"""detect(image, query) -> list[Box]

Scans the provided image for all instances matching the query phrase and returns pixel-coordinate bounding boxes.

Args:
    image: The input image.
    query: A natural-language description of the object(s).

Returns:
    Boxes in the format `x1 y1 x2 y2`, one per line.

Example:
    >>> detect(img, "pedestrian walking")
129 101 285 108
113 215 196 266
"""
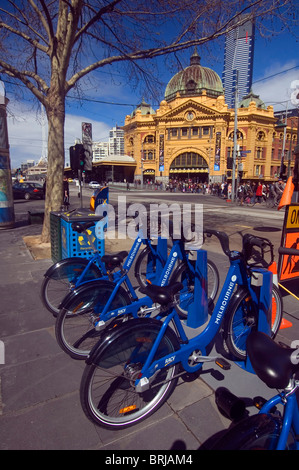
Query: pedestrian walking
63 175 70 210
254 181 263 204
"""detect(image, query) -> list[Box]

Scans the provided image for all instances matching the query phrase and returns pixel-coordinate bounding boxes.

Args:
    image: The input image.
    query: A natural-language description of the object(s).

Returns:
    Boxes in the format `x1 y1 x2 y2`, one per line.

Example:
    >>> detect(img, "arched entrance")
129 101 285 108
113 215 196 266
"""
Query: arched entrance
169 152 209 183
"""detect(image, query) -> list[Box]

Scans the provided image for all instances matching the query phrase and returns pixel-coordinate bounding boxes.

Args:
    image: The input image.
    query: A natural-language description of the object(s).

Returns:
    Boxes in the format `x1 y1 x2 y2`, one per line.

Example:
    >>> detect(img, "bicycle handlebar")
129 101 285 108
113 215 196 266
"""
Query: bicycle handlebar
203 229 231 257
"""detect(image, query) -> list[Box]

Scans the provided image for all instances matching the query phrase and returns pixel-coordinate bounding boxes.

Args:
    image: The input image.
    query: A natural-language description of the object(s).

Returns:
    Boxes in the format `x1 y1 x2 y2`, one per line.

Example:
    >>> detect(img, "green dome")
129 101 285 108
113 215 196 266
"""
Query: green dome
164 50 224 102
239 89 265 109
130 98 155 117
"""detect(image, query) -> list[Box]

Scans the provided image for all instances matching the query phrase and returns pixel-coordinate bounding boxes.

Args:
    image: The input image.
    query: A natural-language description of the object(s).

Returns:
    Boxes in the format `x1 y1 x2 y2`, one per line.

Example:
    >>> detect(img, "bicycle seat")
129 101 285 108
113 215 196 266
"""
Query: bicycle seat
71 221 95 233
101 251 128 268
247 331 299 389
139 282 183 306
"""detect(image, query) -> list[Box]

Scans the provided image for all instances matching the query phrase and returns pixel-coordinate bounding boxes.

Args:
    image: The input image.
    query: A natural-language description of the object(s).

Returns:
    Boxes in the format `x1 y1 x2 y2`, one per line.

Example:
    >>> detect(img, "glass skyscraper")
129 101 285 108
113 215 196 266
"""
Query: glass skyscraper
222 17 255 109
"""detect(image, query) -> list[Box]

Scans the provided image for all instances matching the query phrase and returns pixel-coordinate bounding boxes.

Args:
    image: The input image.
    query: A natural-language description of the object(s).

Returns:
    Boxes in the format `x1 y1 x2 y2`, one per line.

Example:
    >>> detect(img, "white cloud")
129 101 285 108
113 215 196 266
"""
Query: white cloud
6 99 110 169
253 61 299 111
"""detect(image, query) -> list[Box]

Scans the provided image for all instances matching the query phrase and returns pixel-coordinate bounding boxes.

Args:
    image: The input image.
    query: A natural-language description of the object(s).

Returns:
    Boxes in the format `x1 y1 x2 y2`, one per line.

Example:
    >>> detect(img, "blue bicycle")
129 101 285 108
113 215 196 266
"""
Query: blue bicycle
41 219 169 316
54 230 219 359
79 230 283 429
211 331 299 450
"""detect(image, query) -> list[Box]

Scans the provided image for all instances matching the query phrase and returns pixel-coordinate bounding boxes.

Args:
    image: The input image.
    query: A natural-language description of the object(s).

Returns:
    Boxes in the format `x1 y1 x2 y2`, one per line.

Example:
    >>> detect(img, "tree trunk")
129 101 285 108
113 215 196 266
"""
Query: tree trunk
41 92 66 243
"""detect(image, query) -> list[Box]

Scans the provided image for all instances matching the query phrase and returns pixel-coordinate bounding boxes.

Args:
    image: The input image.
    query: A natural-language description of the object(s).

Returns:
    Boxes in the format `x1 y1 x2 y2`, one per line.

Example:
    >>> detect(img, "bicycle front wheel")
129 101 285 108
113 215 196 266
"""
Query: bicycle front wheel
41 258 102 316
211 414 283 450
134 246 159 288
80 318 180 429
170 259 219 318
55 280 131 359
223 285 283 361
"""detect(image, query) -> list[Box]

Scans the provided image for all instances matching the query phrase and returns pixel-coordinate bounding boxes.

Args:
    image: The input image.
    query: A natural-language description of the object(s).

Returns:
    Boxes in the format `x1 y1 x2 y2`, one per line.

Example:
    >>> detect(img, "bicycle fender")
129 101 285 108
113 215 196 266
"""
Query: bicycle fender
43 257 93 278
86 318 163 366
58 279 117 310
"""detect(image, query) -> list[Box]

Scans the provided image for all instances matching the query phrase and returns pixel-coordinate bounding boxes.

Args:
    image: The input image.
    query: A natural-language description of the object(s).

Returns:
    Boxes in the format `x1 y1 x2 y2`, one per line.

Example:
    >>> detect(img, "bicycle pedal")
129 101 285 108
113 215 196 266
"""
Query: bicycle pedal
215 358 231 370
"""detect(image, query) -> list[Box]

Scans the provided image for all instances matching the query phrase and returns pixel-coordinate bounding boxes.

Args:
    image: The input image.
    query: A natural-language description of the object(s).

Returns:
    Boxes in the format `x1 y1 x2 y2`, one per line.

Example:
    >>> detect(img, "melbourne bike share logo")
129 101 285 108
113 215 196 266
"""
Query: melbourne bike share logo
93 195 204 249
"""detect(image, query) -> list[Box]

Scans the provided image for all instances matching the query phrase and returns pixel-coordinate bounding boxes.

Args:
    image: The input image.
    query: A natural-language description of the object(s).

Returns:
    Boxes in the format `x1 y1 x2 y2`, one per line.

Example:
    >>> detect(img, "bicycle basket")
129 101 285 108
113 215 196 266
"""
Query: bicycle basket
242 234 274 268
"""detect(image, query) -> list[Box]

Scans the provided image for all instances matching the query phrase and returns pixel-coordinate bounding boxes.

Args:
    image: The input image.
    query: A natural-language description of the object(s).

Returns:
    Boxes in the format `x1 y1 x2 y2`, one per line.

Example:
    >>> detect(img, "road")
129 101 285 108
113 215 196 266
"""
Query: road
13 182 286 256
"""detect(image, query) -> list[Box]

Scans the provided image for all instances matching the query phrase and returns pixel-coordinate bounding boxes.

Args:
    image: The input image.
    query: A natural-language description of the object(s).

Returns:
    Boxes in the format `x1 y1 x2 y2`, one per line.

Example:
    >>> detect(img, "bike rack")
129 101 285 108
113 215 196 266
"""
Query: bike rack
239 268 272 371
186 249 208 328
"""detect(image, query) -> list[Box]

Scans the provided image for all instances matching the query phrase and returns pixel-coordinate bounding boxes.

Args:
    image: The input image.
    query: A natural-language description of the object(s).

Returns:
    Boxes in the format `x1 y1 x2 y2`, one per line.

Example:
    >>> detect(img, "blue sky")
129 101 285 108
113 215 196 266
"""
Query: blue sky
4 27 299 169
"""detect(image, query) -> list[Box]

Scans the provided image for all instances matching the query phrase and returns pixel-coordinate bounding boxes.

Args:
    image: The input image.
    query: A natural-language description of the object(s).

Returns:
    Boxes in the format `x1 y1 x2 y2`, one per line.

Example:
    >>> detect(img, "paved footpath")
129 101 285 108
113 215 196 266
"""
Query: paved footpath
0 209 298 453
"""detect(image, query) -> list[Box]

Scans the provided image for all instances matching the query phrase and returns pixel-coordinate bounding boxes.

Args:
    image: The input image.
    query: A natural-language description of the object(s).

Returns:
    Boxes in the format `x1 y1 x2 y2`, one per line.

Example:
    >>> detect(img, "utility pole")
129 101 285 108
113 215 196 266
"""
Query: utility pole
231 72 239 202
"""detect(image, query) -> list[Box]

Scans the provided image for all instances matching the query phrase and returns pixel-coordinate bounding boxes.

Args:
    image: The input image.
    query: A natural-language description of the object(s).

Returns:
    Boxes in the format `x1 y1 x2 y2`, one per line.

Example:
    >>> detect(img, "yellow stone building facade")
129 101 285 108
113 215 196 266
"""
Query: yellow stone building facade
123 51 297 185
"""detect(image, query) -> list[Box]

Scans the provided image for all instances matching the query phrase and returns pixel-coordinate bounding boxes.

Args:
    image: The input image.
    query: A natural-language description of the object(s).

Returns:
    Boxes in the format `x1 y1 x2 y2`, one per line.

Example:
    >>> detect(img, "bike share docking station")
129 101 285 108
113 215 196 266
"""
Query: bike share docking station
175 248 273 373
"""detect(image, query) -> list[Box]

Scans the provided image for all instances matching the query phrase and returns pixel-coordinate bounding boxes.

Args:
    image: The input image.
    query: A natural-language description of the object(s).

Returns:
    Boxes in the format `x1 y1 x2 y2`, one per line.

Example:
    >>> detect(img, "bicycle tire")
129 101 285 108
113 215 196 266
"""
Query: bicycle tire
223 285 283 361
134 243 172 288
80 318 180 429
41 258 102 316
134 246 159 288
169 259 220 318
211 413 286 450
55 280 131 359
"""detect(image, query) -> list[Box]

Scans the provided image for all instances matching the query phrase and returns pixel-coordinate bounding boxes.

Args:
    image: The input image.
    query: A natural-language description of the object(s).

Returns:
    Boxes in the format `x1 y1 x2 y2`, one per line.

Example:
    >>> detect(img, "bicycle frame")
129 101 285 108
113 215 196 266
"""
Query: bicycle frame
59 232 167 289
259 384 299 450
133 251 273 391
93 237 195 327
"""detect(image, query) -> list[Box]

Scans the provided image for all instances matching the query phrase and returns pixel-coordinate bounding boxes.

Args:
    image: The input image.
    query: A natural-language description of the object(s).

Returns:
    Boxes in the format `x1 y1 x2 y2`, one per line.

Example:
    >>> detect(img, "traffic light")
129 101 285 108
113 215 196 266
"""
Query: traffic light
69 144 84 171
227 157 233 169
78 145 85 169
279 164 286 179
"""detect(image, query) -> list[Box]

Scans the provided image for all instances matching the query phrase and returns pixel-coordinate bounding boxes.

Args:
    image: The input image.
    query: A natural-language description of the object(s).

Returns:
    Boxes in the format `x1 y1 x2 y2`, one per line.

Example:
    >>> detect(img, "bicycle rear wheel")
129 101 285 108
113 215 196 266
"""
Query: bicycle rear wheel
80 318 180 429
55 280 131 359
41 258 102 316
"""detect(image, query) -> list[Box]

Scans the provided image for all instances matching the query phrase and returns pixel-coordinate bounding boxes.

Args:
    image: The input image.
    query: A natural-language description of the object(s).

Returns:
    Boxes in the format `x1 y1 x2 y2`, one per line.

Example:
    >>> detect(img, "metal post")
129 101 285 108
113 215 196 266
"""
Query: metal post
231 72 239 202
292 110 299 203
78 169 83 208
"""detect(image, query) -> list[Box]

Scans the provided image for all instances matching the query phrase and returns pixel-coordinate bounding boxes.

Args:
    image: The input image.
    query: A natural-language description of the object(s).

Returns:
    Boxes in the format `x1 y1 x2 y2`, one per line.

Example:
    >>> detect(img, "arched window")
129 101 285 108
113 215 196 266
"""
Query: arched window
144 134 155 144
228 130 243 140
170 152 208 169
257 131 265 141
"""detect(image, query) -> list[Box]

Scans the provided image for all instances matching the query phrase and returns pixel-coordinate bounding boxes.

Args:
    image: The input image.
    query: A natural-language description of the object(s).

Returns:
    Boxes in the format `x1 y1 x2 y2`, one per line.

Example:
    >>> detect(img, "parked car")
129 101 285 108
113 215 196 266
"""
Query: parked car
12 181 44 200
89 181 100 189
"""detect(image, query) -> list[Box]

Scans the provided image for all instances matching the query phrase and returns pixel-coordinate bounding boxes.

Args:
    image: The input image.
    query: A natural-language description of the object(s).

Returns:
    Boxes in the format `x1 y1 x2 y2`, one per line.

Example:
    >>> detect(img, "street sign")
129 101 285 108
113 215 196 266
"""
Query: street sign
240 150 251 157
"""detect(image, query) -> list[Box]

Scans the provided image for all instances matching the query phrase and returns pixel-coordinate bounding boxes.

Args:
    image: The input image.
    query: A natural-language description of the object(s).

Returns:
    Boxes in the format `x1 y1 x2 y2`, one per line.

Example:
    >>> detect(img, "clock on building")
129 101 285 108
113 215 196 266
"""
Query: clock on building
186 111 194 121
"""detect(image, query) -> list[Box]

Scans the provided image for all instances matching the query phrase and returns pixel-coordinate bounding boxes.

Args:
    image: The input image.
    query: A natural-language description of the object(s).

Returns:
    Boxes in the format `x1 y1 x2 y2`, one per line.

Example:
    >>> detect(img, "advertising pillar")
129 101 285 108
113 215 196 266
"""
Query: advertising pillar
0 82 15 229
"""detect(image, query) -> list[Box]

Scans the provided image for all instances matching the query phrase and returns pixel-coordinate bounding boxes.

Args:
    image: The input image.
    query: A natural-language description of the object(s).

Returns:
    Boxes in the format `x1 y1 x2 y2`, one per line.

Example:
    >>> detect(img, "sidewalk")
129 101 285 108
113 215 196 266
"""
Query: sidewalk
0 212 297 451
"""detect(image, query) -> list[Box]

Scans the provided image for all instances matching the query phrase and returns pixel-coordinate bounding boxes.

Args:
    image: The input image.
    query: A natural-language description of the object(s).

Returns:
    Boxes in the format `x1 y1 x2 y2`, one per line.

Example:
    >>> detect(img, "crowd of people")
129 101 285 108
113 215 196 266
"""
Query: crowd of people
138 177 286 206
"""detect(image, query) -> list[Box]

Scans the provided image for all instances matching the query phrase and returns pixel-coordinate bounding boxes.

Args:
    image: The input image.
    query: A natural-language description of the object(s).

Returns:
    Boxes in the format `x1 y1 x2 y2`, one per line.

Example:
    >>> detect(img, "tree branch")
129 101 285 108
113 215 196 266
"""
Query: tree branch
0 58 49 103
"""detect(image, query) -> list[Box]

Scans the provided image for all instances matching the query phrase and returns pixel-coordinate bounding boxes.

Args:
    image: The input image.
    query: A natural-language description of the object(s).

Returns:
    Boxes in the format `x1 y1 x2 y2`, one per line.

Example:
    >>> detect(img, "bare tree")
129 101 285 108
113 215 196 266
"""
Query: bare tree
0 0 297 241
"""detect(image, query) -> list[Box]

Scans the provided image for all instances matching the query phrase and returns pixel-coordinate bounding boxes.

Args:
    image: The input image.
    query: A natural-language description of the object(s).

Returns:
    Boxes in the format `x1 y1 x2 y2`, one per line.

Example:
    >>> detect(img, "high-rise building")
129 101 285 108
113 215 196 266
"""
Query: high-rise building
222 16 255 108
109 126 125 155
92 141 109 161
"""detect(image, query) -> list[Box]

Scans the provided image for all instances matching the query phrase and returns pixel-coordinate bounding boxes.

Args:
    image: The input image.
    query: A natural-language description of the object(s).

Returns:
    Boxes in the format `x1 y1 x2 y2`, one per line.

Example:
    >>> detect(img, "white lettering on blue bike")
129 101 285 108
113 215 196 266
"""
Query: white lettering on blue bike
215 279 235 325
165 356 175 366
160 252 178 286
125 238 142 268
